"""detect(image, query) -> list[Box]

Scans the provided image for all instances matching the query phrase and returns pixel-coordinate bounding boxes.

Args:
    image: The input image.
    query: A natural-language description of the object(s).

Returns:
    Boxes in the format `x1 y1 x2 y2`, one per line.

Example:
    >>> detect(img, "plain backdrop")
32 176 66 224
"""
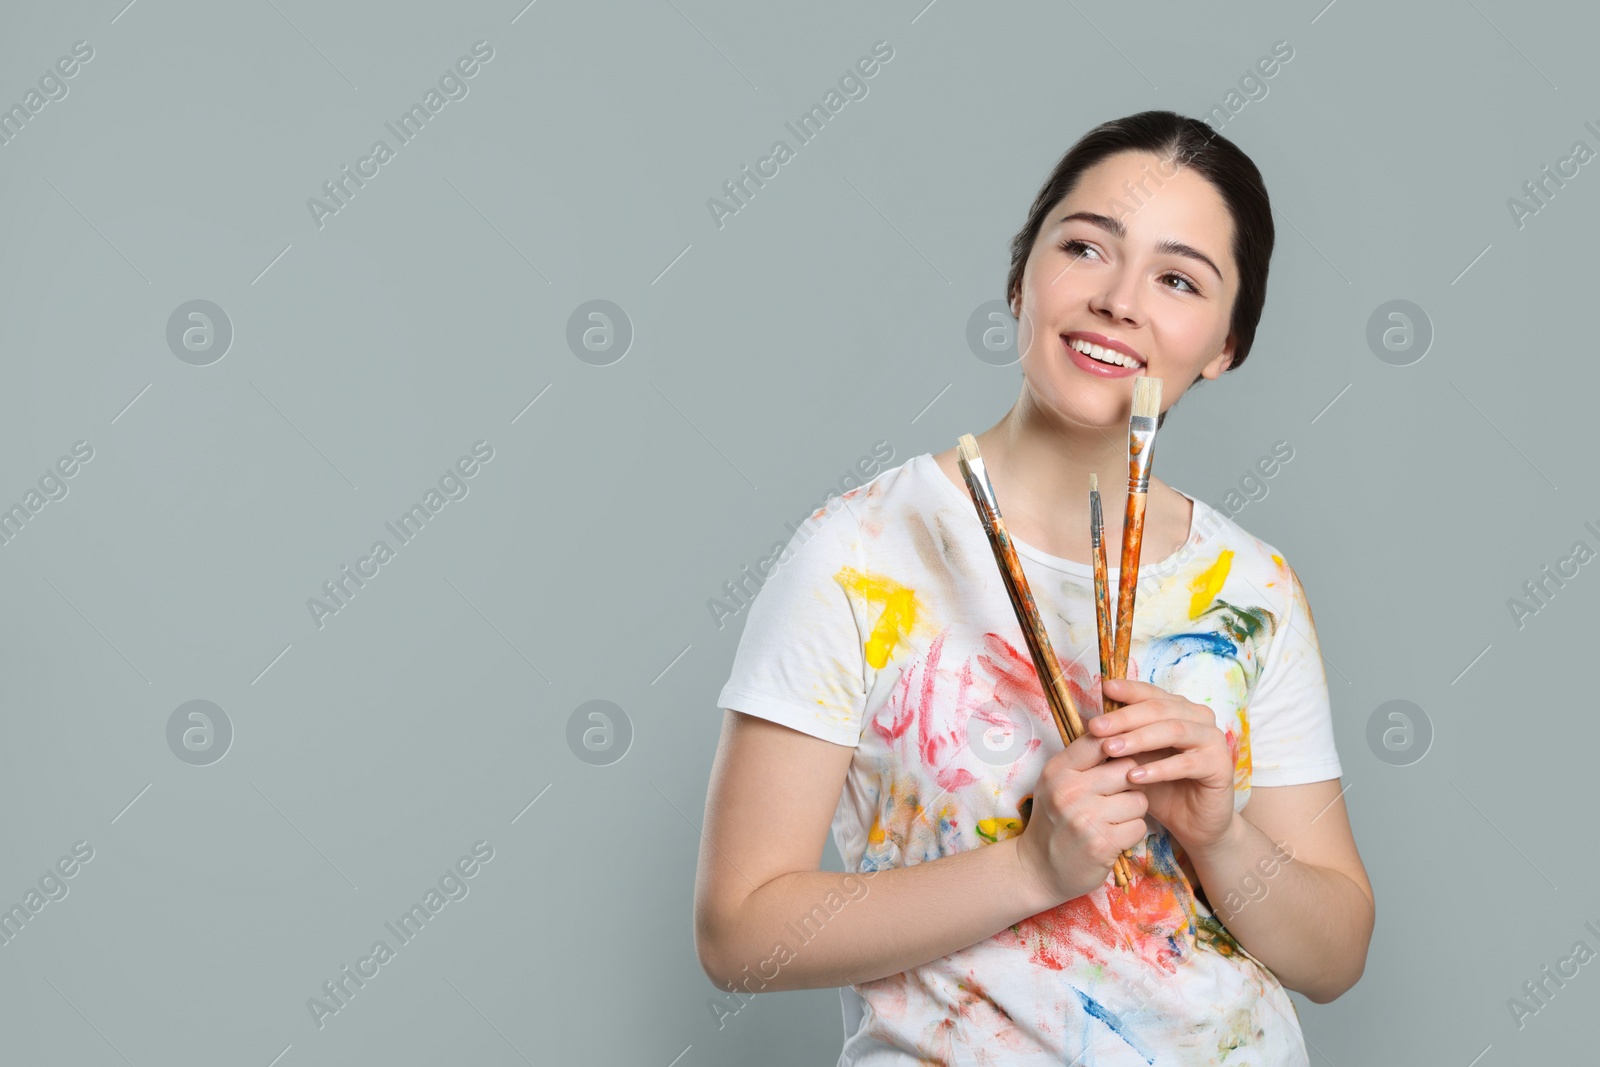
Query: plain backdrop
0 1 1595 1064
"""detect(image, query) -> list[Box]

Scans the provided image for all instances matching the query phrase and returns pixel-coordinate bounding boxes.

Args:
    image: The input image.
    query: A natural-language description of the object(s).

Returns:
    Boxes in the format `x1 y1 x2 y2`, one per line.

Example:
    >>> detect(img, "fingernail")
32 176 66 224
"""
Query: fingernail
1104 738 1124 754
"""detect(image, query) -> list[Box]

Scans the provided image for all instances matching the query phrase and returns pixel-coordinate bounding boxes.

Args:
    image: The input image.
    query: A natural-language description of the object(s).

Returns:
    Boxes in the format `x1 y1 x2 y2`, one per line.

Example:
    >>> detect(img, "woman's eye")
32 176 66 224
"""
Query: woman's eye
1059 240 1202 295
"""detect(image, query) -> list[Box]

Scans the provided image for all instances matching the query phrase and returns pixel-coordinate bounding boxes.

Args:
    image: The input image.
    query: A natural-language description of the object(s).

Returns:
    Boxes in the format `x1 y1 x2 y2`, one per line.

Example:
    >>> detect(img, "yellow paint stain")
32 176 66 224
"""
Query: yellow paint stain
976 817 1024 843
867 815 886 846
1234 711 1253 789
1188 549 1235 618
835 566 918 669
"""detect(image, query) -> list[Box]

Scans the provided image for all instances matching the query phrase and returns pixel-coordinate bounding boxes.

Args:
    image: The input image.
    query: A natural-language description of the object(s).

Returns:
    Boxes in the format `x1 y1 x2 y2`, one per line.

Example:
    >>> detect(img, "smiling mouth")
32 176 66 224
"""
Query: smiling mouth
1063 336 1145 370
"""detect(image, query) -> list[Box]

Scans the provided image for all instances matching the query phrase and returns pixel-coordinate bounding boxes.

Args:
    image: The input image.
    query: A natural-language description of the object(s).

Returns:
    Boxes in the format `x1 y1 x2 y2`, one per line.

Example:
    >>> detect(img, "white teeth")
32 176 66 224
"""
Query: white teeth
1067 337 1141 369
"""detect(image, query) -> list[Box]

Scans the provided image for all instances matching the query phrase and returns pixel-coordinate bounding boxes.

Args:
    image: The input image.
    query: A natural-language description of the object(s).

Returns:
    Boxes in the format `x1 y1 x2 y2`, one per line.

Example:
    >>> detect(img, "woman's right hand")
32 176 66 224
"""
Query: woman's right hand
1014 730 1151 906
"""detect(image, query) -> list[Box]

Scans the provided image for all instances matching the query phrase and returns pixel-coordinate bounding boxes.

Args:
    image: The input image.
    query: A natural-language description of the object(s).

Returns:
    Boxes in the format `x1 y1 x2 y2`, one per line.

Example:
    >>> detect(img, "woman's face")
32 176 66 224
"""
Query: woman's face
1012 149 1240 429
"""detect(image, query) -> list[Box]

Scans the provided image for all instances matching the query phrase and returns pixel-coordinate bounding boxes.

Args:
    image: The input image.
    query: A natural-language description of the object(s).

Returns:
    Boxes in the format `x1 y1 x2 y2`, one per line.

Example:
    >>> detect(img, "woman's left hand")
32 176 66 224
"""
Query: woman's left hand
1089 677 1238 853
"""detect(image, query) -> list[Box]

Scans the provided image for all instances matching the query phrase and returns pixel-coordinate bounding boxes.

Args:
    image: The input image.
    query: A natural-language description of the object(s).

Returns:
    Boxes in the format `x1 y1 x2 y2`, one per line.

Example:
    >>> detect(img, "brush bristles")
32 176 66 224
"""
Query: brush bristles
1088 472 1097 492
1132 377 1162 418
957 434 980 464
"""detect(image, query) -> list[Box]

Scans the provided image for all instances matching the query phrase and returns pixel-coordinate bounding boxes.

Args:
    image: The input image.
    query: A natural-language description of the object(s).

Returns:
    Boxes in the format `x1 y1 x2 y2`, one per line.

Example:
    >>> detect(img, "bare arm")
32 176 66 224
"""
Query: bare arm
1185 779 1375 1003
692 708 1148 994
692 710 1050 993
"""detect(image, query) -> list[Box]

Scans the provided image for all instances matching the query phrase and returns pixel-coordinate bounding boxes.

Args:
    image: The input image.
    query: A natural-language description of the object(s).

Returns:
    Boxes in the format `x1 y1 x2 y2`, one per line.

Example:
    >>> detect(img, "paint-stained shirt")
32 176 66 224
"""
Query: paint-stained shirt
715 451 1344 1066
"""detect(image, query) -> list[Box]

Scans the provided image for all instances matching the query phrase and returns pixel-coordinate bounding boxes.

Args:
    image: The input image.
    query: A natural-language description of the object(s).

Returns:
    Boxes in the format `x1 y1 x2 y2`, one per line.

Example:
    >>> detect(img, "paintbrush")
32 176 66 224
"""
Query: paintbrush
1089 473 1137 890
956 434 1133 892
1104 376 1163 713
1090 474 1113 690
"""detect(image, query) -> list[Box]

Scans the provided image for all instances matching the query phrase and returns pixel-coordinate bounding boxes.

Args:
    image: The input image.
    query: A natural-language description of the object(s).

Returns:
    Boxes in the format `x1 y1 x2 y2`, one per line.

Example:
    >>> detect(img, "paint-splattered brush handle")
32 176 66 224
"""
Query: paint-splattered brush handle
1107 378 1162 715
1105 485 1148 716
1090 485 1114 701
1091 482 1136 890
956 438 1085 745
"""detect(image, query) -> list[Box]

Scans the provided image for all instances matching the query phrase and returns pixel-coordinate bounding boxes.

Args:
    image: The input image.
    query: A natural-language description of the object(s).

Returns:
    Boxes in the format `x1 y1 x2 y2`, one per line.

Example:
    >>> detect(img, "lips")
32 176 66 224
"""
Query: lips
1064 331 1145 366
1061 334 1145 378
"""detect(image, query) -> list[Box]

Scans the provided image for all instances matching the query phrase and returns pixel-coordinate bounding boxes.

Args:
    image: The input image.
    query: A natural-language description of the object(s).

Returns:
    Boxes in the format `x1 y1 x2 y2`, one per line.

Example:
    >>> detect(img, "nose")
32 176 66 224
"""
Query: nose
1089 265 1144 326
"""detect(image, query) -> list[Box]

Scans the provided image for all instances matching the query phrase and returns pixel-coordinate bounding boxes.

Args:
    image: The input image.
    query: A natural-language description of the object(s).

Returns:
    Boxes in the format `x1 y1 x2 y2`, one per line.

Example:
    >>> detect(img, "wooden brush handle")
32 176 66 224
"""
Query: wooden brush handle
1092 533 1114 699
992 521 1134 891
1110 486 1149 693
977 510 1086 744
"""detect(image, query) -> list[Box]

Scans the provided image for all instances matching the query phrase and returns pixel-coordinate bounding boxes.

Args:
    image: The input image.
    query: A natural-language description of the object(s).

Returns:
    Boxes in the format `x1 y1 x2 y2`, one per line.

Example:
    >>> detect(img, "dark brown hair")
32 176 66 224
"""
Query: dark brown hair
1006 110 1275 377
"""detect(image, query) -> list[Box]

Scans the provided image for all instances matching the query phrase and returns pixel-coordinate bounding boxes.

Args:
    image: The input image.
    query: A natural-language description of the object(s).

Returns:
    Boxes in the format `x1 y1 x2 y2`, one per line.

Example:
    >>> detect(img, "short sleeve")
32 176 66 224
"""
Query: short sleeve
715 498 870 747
1244 563 1344 787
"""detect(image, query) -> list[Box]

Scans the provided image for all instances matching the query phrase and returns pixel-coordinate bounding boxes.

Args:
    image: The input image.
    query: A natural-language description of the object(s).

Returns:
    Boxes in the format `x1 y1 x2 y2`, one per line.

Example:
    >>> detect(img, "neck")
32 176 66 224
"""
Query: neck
975 390 1149 533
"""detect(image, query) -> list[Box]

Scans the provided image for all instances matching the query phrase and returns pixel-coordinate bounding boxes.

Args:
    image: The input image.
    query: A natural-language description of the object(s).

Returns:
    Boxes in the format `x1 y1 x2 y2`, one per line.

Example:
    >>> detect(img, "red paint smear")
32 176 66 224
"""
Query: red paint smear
870 654 921 744
977 630 1111 740
936 766 977 790
918 969 1034 1061
1005 894 1118 970
975 633 1055 742
867 628 984 791
915 631 954 769
927 639 991 791
1063 655 1096 725
999 859 1189 975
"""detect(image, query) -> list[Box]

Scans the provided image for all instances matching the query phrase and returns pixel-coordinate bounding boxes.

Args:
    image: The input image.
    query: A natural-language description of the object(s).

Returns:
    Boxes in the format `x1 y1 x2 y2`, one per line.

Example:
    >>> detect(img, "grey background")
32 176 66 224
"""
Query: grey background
0 0 1593 1063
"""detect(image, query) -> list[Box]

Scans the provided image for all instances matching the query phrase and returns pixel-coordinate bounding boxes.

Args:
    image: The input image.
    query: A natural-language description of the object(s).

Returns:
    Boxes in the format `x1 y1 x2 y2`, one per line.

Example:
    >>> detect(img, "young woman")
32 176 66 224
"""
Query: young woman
694 110 1374 1065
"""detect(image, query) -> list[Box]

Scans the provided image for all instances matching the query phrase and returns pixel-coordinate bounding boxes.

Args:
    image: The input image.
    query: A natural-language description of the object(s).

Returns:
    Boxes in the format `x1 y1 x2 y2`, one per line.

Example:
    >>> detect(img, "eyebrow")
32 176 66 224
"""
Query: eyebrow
1056 211 1224 283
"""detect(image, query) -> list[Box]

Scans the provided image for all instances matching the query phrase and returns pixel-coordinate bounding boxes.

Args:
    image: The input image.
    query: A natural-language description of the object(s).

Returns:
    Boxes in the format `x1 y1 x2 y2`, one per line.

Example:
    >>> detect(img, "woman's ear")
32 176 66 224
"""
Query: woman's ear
1201 336 1237 378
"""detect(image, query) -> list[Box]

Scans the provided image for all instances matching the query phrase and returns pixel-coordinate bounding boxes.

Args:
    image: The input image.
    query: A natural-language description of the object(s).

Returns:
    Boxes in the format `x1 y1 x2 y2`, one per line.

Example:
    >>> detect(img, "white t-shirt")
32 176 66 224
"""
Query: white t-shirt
716 452 1343 1066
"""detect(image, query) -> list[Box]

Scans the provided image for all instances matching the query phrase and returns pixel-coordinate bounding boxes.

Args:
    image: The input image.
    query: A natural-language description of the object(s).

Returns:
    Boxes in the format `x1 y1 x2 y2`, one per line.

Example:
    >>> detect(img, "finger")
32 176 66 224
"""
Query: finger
1089 699 1203 743
1087 700 1167 737
1099 720 1205 759
1125 750 1227 786
1100 676 1169 703
1107 814 1153 851
1085 756 1147 794
1056 730 1125 773
1101 787 1150 822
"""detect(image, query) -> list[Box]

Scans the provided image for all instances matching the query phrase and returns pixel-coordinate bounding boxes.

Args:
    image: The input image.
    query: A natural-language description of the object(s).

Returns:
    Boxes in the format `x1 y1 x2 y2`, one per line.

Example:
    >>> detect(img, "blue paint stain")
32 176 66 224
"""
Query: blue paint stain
1144 631 1238 678
1144 828 1179 878
1071 987 1157 1064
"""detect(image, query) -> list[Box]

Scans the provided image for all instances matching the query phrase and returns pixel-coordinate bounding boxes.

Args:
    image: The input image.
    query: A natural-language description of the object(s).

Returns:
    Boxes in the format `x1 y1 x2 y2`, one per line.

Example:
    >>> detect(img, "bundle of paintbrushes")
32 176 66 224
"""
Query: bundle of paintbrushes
956 434 1135 892
1095 377 1163 717
1091 375 1165 878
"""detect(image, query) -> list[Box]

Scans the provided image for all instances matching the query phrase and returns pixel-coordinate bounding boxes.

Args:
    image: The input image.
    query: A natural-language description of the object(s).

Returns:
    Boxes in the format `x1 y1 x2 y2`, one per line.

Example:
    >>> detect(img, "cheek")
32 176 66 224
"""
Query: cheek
1015 304 1037 356
1157 316 1229 379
